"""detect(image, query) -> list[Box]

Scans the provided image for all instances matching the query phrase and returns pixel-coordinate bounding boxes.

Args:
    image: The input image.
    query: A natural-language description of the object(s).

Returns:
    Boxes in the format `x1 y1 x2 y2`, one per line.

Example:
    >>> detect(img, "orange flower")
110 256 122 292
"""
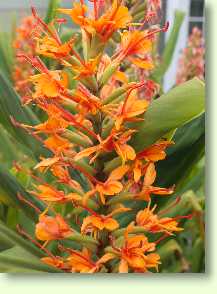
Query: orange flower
90 0 132 42
70 85 102 115
58 1 132 42
83 165 129 204
34 157 82 191
69 56 100 80
101 224 160 273
33 116 69 134
75 130 136 164
113 130 136 164
96 165 129 204
119 239 160 272
44 134 72 154
41 256 66 270
30 71 68 98
31 184 81 203
36 36 74 59
137 140 174 162
132 159 143 183
129 140 173 183
136 203 183 235
81 206 130 237
115 30 153 69
135 162 174 201
67 248 99 273
58 3 89 27
35 214 72 242
114 91 149 130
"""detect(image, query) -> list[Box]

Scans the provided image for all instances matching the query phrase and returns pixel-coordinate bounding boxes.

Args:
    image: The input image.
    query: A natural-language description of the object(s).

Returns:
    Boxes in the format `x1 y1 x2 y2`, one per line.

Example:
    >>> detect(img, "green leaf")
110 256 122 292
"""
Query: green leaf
152 10 185 83
0 221 44 258
131 78 205 152
156 132 204 190
0 166 45 222
0 246 62 273
157 239 182 261
191 238 205 272
0 32 14 80
0 71 47 158
44 0 61 24
0 125 19 165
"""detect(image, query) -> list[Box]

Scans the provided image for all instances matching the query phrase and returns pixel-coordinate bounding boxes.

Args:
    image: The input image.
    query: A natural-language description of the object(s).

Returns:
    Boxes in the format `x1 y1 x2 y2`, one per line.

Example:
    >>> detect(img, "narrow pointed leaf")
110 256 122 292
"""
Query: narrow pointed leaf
0 71 47 158
152 10 185 83
0 166 45 221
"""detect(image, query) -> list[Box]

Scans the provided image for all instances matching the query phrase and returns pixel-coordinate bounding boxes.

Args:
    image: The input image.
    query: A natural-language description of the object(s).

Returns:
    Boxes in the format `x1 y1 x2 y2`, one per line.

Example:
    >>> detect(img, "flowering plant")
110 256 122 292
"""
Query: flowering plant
0 0 205 273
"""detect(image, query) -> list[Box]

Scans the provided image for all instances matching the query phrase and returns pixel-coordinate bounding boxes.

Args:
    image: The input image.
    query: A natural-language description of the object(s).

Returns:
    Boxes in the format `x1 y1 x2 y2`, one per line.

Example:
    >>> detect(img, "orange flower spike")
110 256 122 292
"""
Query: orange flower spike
136 162 174 201
35 214 73 242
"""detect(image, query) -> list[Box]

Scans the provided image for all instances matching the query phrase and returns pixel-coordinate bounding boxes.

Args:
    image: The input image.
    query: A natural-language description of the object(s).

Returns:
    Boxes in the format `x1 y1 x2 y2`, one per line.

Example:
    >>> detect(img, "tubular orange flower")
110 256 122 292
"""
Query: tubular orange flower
67 248 98 273
81 205 130 237
83 165 129 204
36 36 74 59
75 130 136 164
136 203 183 235
43 135 72 155
114 30 153 68
35 214 73 242
41 256 67 270
135 162 174 201
102 223 160 273
137 140 174 162
30 71 68 98
30 184 81 203
114 91 149 130
58 0 132 42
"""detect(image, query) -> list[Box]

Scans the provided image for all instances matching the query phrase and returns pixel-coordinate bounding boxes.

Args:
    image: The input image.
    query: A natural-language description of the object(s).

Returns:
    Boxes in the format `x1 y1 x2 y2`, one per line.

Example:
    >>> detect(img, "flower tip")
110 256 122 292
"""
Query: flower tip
163 21 170 32
31 5 37 17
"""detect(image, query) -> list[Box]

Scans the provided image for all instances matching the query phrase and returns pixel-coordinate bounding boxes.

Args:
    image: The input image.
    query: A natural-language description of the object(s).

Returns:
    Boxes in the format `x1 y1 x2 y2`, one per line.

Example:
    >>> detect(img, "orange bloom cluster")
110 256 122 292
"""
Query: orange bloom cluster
13 16 37 96
15 1 184 273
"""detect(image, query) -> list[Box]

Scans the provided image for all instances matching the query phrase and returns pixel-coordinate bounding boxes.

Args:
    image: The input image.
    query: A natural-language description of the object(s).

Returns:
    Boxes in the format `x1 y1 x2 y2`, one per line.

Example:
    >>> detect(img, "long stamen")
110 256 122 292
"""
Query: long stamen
17 192 42 214
158 196 181 216
17 225 55 258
